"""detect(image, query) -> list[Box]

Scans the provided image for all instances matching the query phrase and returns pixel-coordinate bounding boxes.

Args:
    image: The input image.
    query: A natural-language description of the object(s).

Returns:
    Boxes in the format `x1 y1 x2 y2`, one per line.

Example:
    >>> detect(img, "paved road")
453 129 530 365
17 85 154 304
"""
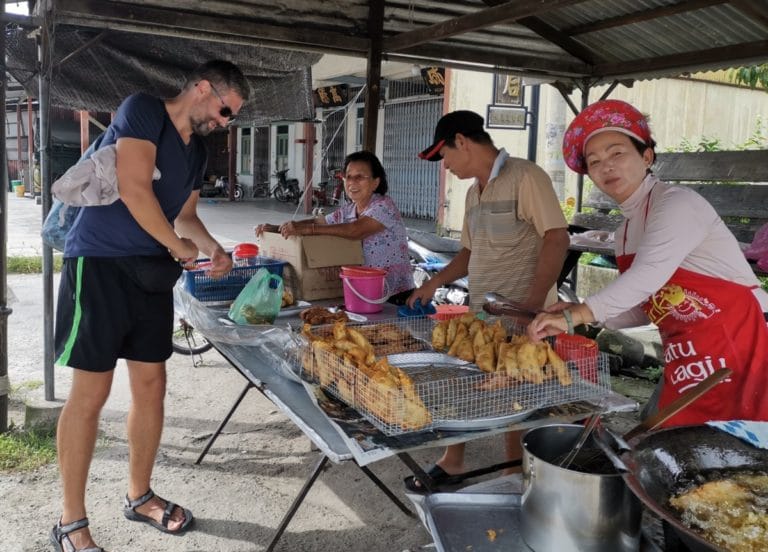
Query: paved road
3 192 437 387
6 193 436 256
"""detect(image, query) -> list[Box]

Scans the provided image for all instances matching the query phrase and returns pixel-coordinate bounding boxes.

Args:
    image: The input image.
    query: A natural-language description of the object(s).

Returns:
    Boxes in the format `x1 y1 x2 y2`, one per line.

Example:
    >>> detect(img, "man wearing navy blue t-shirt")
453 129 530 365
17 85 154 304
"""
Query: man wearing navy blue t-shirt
50 60 249 552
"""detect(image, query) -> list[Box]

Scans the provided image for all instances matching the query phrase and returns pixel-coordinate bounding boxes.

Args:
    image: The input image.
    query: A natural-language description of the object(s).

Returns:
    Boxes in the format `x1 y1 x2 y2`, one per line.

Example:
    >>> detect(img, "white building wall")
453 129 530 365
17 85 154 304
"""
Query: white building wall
441 70 768 235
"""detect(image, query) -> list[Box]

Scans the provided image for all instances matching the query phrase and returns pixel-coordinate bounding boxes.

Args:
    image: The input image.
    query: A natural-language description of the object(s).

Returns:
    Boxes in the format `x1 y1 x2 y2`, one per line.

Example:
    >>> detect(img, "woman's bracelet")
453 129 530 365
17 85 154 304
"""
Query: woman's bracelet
562 309 575 335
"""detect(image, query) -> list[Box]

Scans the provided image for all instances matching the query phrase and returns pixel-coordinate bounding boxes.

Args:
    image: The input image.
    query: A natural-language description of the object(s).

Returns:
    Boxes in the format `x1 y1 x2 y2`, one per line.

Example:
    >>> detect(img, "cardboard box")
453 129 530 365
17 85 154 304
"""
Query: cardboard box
259 232 364 300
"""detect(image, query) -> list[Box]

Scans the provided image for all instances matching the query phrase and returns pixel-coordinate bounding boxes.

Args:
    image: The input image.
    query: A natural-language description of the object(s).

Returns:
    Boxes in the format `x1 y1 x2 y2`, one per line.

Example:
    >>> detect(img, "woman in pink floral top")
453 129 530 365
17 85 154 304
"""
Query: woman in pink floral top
256 151 414 303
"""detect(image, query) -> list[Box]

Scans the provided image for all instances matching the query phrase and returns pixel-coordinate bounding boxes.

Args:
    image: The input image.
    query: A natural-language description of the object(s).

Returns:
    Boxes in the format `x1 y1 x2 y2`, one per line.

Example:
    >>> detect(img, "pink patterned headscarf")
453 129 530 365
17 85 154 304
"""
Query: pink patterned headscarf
563 100 652 174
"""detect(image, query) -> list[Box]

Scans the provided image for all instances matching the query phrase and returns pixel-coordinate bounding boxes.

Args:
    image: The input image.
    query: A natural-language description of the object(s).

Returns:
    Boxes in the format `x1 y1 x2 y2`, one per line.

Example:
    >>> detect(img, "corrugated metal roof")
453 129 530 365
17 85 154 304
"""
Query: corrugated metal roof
6 0 768 115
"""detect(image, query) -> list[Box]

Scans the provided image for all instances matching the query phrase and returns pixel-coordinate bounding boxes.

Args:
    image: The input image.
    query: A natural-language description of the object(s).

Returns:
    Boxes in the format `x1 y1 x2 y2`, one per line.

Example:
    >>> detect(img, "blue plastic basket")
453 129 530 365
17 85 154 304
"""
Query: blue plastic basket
181 256 287 303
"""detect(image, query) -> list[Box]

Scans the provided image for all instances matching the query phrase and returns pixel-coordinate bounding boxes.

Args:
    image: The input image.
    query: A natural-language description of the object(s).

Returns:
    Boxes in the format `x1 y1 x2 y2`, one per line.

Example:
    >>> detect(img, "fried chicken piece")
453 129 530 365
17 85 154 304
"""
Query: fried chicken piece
504 348 522 380
546 342 572 386
496 342 510 372
347 327 373 354
491 320 507 344
459 312 477 325
468 319 485 338
475 342 496 373
447 318 460 347
472 327 487 356
518 342 545 384
332 319 348 341
431 321 448 350
299 306 348 325
447 324 468 356
456 336 475 363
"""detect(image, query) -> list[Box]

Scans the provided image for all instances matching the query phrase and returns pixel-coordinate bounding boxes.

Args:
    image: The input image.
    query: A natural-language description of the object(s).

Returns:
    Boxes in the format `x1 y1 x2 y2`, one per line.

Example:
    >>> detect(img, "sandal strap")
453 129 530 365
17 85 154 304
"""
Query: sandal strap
124 488 155 510
58 517 90 535
161 501 177 528
53 518 104 552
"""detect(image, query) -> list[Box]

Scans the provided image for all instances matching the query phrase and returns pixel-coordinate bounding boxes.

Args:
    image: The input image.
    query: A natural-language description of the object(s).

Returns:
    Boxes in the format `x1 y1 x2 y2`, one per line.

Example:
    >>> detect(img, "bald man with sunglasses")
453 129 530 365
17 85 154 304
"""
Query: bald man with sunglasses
50 60 250 552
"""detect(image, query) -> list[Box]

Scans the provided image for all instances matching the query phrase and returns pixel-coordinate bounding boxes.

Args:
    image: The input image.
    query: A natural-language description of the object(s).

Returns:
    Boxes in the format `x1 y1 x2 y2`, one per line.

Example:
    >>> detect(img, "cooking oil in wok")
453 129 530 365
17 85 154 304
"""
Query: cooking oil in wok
670 471 768 552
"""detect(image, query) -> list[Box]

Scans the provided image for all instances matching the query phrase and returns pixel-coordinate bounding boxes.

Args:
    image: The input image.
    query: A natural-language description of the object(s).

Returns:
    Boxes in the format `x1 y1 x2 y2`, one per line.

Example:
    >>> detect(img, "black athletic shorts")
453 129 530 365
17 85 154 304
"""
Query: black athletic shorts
54 256 181 372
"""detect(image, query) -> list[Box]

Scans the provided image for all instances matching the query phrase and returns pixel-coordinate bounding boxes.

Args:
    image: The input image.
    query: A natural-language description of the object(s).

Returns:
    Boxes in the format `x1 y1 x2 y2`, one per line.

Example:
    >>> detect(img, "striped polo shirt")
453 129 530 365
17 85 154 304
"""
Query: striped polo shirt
461 149 567 311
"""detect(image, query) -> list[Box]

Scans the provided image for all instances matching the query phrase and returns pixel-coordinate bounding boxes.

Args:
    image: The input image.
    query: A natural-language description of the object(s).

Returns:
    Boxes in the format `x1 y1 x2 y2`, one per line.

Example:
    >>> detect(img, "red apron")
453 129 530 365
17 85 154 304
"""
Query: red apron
617 192 768 426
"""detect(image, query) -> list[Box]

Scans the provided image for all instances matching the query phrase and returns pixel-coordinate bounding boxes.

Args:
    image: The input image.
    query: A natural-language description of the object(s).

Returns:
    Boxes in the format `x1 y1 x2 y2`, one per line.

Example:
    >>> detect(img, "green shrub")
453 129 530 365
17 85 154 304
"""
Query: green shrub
6 255 63 274
0 425 57 472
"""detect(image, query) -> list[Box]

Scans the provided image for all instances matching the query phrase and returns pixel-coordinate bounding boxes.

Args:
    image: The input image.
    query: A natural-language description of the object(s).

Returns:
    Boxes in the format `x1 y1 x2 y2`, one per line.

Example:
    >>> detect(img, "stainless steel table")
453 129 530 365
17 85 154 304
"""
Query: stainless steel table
174 288 637 551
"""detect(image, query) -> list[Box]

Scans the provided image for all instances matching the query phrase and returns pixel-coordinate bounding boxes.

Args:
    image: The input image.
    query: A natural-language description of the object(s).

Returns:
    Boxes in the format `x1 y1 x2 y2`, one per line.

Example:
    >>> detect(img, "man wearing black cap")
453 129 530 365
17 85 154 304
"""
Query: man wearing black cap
405 110 569 491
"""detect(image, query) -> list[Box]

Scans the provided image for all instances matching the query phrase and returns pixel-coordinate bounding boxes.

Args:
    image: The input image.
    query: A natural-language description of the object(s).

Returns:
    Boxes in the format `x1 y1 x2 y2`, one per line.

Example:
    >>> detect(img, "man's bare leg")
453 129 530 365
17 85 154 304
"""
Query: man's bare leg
57 369 115 549
125 360 185 531
504 431 523 474
435 443 467 474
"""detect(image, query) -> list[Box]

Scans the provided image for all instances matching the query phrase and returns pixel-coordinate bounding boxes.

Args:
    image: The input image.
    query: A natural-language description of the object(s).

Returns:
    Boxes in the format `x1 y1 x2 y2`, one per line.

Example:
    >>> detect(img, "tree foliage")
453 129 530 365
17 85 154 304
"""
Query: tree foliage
729 64 768 90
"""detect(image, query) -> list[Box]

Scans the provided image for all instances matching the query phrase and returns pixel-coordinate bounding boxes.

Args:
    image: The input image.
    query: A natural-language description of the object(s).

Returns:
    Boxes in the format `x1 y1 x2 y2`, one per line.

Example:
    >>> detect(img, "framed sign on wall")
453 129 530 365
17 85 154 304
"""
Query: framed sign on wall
486 105 528 130
493 74 524 107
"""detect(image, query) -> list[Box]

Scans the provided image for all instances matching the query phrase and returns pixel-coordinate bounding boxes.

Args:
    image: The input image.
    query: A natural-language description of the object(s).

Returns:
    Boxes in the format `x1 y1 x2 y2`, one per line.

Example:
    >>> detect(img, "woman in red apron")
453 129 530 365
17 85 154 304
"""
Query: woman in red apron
529 99 768 426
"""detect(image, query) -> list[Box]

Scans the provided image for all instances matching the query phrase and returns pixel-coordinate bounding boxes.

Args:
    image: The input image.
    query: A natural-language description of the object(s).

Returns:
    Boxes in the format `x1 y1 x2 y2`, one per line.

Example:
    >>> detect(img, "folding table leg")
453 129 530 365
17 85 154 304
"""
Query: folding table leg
195 381 253 465
357 464 415 518
266 453 329 552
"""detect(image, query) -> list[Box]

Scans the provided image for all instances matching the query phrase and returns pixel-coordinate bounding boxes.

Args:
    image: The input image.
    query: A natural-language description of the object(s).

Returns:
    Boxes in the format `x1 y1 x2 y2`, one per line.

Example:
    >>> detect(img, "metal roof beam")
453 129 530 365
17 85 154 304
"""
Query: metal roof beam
593 39 768 80
383 0 588 52
57 0 369 54
392 42 590 77
476 0 602 64
564 0 727 36
518 17 603 65
731 0 768 28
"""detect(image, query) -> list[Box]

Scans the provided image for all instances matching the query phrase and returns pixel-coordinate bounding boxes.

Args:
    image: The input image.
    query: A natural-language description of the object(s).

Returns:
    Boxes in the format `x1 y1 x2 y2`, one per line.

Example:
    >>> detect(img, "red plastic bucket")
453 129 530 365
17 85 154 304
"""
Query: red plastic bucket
340 267 388 314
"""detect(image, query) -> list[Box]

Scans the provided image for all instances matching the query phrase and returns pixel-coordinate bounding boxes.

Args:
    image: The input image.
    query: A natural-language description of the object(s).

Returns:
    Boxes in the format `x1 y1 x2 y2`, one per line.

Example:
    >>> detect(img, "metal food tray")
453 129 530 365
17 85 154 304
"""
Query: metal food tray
423 492 528 552
276 300 311 317
422 491 662 552
298 316 613 436
387 352 537 431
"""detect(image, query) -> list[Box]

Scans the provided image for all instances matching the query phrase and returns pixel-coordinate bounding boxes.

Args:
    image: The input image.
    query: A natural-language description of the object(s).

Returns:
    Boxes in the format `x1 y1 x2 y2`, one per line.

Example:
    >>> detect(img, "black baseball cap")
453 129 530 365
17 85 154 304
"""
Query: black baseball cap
419 110 485 161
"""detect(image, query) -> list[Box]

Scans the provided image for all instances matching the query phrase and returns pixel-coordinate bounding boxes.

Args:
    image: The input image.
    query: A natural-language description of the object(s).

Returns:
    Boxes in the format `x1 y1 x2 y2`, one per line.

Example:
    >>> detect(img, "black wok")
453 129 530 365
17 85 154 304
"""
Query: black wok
616 425 768 552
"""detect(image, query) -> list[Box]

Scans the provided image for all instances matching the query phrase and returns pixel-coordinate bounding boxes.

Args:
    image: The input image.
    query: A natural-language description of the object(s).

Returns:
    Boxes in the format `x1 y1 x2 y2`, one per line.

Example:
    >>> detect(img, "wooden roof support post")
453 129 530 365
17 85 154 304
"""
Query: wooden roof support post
363 0 384 152
79 110 90 155
227 126 237 201
575 82 590 212
39 9 56 401
27 97 35 187
0 0 9 433
303 122 316 215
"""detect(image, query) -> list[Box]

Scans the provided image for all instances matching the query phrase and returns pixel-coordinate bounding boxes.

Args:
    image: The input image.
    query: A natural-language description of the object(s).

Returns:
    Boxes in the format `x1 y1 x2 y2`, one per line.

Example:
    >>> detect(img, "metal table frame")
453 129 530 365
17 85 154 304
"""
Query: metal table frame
179 293 636 550
195 341 416 552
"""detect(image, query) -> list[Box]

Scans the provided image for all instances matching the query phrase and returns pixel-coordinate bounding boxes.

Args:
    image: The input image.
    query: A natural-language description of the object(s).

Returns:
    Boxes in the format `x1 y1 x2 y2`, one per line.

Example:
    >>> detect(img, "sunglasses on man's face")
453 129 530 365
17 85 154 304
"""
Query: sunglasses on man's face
209 84 235 123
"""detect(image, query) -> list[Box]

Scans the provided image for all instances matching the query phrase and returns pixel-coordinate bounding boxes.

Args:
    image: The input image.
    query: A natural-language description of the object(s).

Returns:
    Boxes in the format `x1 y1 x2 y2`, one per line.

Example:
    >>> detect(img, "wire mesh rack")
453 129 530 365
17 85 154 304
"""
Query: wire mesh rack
297 315 611 436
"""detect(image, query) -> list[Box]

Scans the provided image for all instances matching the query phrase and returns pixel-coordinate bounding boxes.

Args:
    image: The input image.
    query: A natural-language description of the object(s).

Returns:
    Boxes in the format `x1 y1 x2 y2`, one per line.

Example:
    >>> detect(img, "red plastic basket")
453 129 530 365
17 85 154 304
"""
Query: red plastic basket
428 304 470 321
555 333 599 383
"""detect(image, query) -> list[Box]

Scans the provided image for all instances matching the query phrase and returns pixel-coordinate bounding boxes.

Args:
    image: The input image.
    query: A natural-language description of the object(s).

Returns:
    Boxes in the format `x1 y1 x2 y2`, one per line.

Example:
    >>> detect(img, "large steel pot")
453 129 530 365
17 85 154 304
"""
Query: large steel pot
614 425 768 552
520 424 642 552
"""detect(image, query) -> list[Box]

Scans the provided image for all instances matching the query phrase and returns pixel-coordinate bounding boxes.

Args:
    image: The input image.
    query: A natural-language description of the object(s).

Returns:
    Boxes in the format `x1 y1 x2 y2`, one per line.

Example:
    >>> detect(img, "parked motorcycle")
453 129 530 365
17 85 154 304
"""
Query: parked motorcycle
200 176 244 201
273 169 301 204
313 168 345 208
407 229 470 306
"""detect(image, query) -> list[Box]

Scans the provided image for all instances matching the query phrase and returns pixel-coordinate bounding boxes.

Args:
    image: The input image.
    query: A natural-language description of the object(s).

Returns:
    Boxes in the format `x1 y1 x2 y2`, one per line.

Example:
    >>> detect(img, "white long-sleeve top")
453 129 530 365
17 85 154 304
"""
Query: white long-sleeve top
585 174 768 328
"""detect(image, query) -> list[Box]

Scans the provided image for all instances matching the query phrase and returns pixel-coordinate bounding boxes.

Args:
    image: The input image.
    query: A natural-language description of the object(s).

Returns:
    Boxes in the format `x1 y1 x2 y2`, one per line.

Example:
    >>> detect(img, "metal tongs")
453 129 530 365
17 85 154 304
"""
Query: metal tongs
482 292 541 319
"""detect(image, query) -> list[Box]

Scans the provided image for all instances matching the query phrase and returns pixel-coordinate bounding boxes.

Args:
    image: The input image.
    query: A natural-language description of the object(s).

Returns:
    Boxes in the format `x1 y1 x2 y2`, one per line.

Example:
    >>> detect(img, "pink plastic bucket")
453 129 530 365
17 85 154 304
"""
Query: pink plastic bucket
341 269 388 314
